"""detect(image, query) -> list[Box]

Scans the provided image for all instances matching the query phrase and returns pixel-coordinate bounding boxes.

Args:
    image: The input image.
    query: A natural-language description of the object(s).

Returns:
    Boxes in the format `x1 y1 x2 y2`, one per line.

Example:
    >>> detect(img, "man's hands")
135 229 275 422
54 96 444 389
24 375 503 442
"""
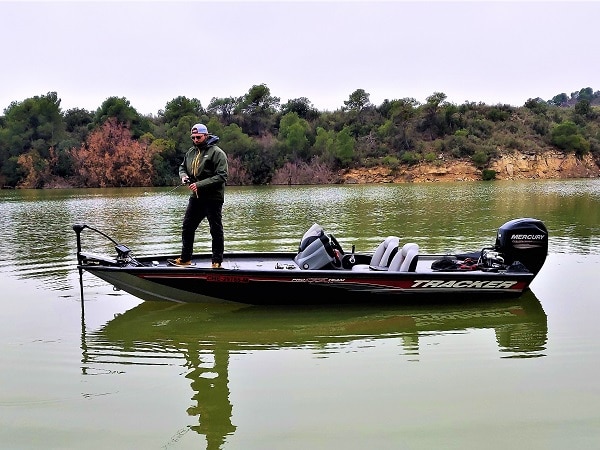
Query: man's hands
182 176 198 196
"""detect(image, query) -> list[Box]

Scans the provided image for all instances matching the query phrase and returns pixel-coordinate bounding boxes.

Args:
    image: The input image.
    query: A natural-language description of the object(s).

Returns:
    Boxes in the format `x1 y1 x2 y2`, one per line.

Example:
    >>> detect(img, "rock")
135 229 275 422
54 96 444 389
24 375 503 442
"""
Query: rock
341 151 600 183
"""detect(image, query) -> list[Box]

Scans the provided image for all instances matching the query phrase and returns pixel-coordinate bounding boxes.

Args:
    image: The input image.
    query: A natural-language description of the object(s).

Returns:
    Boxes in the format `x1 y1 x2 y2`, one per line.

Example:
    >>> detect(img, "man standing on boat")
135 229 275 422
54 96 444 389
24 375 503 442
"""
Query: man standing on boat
168 123 228 268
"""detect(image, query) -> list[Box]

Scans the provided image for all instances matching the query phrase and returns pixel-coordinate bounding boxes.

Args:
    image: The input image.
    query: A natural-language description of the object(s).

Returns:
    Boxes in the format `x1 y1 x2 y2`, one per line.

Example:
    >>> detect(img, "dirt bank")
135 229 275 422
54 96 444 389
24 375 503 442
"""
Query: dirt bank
341 151 600 183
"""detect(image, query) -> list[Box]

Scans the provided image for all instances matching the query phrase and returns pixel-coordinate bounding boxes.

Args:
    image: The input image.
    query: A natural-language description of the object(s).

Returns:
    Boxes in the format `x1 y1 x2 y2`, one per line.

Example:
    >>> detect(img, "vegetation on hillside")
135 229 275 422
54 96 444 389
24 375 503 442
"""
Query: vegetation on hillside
0 85 599 188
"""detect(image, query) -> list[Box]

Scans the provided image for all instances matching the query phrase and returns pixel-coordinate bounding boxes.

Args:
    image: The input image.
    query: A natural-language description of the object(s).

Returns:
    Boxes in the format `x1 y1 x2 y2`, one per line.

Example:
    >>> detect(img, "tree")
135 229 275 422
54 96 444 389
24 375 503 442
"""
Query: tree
0 92 65 186
93 96 150 139
334 126 355 167
277 112 311 161
207 96 239 124
235 84 280 136
161 96 204 127
217 121 266 184
313 127 335 158
524 97 549 115
218 122 257 160
60 108 94 174
381 97 418 150
313 126 355 168
341 89 380 138
573 99 597 121
236 84 280 116
576 87 594 102
70 118 156 187
146 137 177 186
343 89 371 112
64 107 93 133
16 149 50 188
549 93 568 106
280 97 320 121
419 92 448 140
550 121 590 156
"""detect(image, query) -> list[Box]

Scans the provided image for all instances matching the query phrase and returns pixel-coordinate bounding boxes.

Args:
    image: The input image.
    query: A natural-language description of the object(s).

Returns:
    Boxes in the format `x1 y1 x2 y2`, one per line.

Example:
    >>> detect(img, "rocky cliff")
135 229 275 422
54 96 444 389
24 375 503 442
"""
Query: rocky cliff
341 151 600 184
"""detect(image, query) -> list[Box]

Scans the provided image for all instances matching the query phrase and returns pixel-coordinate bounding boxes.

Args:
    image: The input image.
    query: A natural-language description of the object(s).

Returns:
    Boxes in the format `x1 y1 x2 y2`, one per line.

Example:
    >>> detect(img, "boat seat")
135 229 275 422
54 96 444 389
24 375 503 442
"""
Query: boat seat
352 236 400 271
388 243 419 272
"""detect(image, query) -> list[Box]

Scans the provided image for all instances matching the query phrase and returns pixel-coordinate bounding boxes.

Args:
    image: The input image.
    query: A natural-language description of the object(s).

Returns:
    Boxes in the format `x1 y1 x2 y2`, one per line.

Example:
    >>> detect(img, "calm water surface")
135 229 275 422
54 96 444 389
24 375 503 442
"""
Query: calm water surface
1 180 599 449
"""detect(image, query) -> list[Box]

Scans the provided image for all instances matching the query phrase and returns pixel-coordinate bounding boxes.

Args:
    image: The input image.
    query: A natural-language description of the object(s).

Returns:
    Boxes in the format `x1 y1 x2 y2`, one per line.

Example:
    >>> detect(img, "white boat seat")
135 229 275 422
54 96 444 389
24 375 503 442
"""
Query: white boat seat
352 236 400 271
388 243 419 272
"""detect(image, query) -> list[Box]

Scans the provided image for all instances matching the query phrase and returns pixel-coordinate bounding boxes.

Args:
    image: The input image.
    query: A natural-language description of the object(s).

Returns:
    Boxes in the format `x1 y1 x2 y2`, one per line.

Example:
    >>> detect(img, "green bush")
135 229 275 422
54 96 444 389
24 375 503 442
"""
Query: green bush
423 152 437 163
382 155 400 168
472 150 489 168
400 151 420 165
482 169 497 180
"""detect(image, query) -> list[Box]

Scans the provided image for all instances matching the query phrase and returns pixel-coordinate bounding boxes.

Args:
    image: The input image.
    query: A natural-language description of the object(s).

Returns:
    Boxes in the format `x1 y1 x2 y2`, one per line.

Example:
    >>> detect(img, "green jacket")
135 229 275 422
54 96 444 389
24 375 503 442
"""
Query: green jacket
178 135 228 202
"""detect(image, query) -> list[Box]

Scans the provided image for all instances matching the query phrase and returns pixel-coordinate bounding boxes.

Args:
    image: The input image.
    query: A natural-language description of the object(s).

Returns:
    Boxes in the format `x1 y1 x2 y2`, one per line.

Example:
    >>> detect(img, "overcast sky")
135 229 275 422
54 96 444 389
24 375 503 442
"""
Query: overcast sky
2 1 598 116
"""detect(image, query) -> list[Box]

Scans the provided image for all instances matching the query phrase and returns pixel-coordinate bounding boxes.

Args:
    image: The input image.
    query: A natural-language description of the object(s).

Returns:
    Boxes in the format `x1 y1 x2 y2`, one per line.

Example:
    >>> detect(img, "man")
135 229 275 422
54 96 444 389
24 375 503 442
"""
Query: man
168 123 228 268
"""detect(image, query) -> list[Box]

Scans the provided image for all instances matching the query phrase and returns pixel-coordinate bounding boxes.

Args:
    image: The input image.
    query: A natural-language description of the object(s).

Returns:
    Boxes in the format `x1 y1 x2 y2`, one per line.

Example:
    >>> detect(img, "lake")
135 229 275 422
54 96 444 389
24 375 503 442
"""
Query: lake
1 180 599 450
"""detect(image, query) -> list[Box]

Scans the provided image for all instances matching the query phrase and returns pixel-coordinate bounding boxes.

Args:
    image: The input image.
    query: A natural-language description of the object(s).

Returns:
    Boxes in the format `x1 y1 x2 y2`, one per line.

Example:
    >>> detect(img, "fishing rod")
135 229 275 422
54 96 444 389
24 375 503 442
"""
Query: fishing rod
164 179 190 194
145 179 191 199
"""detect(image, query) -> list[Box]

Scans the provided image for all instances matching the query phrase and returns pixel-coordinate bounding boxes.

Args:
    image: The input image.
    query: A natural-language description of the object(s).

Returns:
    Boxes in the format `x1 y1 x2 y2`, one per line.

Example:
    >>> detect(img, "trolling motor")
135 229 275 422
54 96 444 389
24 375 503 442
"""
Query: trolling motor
73 223 141 266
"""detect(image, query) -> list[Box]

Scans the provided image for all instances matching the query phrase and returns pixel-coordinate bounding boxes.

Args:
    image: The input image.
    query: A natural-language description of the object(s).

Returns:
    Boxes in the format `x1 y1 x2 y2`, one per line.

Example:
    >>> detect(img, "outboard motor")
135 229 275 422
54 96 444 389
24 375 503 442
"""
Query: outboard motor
294 223 337 270
495 218 548 274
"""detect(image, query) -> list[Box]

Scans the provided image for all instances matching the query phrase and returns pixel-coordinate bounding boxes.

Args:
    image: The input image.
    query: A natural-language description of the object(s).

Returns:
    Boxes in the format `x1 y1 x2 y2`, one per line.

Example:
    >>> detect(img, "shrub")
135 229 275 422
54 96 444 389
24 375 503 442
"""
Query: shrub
400 151 420 165
382 155 400 168
482 169 497 180
472 150 489 168
423 152 437 163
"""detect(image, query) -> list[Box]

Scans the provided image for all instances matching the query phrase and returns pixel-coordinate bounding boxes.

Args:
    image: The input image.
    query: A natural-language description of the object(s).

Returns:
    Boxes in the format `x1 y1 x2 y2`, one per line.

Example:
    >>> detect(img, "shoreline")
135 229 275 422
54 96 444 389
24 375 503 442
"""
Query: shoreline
341 151 600 184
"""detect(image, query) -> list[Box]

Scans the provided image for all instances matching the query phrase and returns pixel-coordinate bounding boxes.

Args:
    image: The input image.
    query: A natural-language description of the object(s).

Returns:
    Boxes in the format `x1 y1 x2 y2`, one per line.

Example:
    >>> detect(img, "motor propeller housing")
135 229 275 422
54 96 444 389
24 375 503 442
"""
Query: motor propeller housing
495 218 549 274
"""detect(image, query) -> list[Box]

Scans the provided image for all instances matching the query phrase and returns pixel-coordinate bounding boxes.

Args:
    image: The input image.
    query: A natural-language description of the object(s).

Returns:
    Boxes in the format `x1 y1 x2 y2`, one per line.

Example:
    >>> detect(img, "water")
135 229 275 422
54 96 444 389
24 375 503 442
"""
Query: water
1 180 599 449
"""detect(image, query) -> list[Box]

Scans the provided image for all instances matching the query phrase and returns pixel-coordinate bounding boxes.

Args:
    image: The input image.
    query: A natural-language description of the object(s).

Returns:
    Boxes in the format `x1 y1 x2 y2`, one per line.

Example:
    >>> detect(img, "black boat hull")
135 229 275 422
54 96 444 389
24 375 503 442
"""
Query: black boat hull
81 253 535 305
75 217 547 305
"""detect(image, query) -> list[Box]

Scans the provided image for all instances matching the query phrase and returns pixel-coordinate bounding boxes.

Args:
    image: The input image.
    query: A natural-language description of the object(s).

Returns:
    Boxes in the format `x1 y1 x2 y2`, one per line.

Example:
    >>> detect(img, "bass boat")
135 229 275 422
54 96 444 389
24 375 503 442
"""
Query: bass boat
73 218 548 305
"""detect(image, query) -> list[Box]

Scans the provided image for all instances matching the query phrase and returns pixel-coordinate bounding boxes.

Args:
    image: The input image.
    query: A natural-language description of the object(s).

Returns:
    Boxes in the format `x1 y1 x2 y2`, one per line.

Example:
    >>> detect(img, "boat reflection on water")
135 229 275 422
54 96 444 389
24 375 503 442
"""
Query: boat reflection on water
83 292 547 447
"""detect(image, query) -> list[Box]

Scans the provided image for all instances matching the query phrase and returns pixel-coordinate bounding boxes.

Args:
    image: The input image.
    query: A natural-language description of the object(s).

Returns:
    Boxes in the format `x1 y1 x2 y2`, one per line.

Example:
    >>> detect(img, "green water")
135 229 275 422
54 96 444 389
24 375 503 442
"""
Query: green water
1 179 599 449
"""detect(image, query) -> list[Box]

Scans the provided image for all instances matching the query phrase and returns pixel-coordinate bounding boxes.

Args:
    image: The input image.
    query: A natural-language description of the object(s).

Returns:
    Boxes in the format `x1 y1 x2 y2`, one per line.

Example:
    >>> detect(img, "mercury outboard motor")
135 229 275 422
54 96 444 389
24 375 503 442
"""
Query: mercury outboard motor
495 218 548 274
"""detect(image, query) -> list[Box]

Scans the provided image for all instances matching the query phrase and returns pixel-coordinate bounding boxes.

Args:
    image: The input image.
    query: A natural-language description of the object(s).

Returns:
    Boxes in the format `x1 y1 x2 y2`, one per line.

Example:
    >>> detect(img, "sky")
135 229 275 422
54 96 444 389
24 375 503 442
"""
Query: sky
1 1 599 116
